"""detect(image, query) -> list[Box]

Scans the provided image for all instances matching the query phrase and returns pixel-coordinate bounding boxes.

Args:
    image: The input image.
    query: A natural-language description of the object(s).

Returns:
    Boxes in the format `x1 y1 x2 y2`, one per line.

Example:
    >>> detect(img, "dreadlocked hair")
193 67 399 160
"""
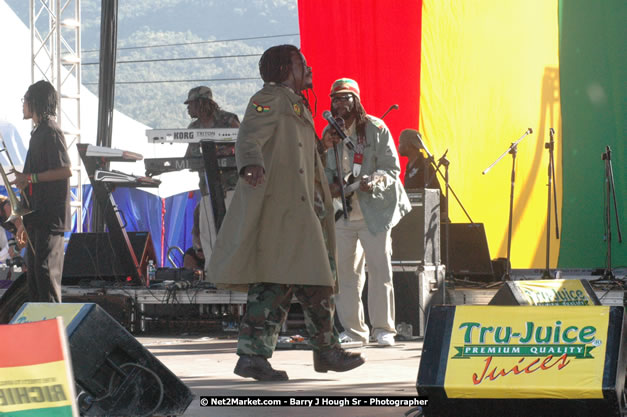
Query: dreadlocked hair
198 98 220 118
259 44 300 84
352 96 369 138
25 80 58 121
259 44 315 112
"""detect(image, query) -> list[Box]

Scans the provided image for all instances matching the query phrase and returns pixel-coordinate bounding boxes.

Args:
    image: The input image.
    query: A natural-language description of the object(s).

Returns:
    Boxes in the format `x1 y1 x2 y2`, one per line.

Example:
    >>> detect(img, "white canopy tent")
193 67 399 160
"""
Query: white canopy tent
0 0 198 198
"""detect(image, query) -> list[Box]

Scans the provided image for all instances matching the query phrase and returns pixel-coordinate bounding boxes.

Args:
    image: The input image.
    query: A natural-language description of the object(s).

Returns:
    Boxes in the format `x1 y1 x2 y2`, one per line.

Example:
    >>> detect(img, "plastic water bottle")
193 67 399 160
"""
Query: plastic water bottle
147 260 156 286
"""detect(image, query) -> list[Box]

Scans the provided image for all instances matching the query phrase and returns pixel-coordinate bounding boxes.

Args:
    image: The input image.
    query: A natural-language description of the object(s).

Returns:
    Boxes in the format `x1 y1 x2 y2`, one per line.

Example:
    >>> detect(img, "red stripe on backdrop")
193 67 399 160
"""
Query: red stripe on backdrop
0 319 64 367
298 0 422 179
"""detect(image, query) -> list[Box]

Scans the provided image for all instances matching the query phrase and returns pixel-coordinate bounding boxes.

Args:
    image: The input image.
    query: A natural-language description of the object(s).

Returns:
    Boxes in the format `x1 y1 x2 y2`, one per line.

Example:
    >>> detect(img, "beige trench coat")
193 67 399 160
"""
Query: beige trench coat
206 84 336 290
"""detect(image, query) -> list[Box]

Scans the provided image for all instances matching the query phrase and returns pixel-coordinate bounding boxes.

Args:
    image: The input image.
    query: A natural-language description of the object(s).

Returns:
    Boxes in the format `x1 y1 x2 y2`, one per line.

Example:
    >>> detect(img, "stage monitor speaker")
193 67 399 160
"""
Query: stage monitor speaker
489 279 602 306
417 305 626 417
10 303 193 416
62 231 156 285
440 223 494 281
391 188 440 265
0 273 27 324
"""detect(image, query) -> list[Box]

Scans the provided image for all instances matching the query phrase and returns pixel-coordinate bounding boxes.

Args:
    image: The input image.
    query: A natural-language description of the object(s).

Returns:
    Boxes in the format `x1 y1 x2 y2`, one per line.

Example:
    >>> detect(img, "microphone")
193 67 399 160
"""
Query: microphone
412 130 433 159
527 127 533 134
322 110 355 150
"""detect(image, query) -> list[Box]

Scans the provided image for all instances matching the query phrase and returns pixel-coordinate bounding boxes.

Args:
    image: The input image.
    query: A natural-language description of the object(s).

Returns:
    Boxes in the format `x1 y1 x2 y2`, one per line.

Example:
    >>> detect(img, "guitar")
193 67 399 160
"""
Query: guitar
333 173 386 221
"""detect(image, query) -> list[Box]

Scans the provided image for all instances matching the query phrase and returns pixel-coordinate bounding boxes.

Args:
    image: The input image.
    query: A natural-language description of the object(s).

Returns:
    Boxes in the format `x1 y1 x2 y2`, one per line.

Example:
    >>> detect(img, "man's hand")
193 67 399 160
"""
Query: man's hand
359 175 374 192
11 172 28 190
16 225 27 249
242 165 265 187
321 129 342 151
328 182 341 198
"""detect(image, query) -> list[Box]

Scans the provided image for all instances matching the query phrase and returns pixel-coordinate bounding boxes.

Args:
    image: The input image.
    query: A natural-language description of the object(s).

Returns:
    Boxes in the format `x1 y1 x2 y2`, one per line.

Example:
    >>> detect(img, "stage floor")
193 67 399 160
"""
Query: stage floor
141 334 425 417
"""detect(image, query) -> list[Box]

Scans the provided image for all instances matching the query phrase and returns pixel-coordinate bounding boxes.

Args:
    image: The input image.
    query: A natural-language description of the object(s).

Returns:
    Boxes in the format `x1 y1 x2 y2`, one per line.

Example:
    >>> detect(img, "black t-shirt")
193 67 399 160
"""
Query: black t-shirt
22 119 71 232
404 155 441 190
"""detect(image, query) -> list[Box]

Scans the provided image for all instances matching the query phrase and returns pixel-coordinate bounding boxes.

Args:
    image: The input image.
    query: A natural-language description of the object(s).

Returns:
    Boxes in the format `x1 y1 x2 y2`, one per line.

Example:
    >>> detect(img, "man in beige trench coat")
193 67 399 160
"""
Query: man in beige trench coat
207 45 365 381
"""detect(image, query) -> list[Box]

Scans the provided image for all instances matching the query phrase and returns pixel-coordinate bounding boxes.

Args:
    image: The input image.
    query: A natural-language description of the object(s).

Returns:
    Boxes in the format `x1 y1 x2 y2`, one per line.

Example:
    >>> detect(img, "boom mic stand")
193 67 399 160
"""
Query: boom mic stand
437 151 451 305
406 130 474 224
542 128 560 279
407 131 474 305
482 128 533 281
595 145 623 284
381 104 399 120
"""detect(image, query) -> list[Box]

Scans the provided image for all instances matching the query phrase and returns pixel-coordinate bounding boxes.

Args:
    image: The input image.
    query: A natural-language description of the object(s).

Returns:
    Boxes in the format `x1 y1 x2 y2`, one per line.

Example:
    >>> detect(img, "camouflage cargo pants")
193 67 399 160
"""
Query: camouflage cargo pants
236 283 341 358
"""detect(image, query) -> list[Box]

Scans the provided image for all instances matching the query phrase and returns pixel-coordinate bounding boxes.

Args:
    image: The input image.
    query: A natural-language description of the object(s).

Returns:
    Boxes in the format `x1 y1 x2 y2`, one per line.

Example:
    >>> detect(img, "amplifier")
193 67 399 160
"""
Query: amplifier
391 188 441 265
441 223 494 281
155 268 197 282
62 232 156 285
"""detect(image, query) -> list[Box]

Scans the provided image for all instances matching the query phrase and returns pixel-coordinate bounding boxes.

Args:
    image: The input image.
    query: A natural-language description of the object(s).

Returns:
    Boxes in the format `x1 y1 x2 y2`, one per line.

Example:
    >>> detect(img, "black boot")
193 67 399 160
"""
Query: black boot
234 355 289 381
313 347 365 373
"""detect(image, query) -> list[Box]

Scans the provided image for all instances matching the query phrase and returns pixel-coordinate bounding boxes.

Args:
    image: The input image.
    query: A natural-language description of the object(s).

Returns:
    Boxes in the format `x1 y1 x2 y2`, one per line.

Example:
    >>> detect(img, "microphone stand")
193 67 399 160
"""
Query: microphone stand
482 128 533 281
415 133 474 223
594 146 623 283
542 128 560 279
333 142 349 220
437 152 450 304
381 104 399 120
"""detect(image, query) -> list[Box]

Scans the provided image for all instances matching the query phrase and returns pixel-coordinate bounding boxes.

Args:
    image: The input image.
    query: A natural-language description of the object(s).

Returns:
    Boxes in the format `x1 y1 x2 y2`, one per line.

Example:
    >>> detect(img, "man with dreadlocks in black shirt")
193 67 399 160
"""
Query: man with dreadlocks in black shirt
208 44 365 381
12 80 71 302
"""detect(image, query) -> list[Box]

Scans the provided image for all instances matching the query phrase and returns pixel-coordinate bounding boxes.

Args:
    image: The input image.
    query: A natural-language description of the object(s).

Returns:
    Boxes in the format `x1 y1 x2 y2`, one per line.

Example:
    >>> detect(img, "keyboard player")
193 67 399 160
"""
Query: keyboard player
183 86 240 261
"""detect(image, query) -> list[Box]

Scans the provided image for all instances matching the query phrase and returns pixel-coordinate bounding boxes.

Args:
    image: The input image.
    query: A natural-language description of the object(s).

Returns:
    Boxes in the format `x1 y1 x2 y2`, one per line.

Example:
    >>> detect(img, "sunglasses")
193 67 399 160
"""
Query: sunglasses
331 95 354 103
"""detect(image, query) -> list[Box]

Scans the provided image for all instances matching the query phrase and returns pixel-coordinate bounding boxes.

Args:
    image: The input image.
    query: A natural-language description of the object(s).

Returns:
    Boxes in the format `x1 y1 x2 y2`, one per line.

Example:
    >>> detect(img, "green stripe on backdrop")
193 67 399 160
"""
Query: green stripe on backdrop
4 406 74 417
558 0 626 269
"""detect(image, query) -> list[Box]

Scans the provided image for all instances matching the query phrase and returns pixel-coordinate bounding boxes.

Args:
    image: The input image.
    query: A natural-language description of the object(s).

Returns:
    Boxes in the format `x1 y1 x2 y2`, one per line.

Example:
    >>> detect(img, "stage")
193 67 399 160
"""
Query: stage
139 334 425 417
0 268 624 335
0 269 624 417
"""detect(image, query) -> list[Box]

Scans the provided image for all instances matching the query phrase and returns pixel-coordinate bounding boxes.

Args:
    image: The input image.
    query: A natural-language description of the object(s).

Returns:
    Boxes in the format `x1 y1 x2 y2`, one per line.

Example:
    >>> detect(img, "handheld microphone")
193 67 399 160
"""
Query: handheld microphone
322 110 355 150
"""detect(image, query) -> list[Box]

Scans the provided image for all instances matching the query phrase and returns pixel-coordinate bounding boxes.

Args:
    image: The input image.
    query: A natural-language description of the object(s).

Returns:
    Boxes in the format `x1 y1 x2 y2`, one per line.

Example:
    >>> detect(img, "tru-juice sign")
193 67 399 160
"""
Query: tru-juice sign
444 306 610 399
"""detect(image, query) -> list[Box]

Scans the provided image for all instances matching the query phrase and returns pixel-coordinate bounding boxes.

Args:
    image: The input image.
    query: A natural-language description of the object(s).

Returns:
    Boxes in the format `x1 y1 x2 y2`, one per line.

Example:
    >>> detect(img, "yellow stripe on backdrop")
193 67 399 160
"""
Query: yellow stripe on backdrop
420 0 562 268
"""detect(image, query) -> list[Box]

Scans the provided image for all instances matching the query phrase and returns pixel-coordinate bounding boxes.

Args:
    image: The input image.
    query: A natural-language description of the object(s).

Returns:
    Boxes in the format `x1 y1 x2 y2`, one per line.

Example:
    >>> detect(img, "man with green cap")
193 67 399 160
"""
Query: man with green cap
323 78 411 347
183 86 240 264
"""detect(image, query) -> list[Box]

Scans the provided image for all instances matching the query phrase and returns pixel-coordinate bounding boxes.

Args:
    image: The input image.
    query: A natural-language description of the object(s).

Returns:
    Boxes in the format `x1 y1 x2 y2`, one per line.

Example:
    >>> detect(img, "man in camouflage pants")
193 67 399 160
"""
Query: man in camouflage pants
207 45 365 381
238 284 338 359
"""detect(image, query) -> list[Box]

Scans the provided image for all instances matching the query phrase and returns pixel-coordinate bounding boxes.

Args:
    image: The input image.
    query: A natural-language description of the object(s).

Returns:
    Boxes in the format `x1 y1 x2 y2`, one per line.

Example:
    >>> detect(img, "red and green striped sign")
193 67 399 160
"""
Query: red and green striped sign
0 319 78 417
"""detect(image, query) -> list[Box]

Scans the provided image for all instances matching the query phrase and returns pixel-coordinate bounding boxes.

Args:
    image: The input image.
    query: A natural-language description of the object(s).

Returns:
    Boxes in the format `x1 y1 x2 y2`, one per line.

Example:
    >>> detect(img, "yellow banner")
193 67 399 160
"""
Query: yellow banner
420 0 562 268
517 279 594 306
444 306 609 398
0 361 74 413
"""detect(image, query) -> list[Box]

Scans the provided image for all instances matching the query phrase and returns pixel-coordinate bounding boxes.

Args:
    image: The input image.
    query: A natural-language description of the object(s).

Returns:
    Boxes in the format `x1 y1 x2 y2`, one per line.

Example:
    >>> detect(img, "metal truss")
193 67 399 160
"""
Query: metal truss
29 0 83 232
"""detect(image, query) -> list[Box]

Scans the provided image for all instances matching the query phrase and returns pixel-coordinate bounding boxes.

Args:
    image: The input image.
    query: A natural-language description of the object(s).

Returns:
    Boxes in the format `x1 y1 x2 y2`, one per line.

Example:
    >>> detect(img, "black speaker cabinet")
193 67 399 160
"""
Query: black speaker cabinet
391 188 440 265
417 305 627 417
440 223 495 281
360 271 422 336
489 279 602 306
0 273 27 324
62 232 156 285
10 303 193 416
